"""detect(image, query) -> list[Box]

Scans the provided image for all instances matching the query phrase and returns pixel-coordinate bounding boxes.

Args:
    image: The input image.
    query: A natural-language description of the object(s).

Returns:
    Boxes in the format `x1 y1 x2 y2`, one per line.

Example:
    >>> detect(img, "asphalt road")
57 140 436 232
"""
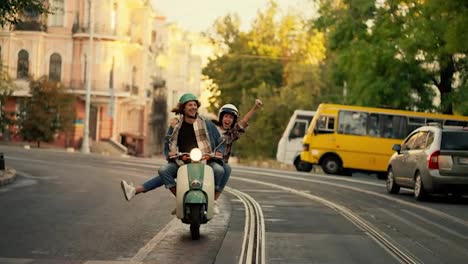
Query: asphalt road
1 145 467 264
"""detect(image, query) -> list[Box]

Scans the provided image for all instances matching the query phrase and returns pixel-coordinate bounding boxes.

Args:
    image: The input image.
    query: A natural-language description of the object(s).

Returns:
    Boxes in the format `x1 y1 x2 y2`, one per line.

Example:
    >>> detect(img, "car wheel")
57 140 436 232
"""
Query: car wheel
414 172 426 200
386 168 400 194
321 155 342 175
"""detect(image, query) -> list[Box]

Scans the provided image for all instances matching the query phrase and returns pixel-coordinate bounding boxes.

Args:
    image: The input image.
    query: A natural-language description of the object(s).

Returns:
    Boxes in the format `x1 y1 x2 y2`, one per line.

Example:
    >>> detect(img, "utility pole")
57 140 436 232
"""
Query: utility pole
81 0 94 153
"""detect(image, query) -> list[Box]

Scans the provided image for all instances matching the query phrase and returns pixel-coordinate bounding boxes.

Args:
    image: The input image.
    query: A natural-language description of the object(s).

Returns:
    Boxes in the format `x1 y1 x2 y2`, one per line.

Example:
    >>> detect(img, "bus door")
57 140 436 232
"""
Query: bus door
314 115 336 151
336 110 375 170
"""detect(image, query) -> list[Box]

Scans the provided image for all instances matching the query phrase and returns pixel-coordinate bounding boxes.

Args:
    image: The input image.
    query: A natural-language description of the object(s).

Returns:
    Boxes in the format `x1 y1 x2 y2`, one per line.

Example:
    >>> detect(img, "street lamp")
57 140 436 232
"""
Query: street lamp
81 0 94 153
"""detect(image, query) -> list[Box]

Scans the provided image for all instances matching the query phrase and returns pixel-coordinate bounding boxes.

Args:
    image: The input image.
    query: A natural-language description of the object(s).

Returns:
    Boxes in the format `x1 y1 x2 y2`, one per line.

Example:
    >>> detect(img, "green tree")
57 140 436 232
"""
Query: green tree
203 13 283 113
0 61 17 140
0 0 49 27
203 1 326 159
315 0 468 114
18 76 76 148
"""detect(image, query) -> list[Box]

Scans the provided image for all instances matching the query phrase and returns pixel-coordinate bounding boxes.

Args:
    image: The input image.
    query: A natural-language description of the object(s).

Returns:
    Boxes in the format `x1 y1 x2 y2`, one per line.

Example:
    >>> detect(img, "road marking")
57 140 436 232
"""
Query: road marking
232 177 422 264
130 217 180 262
226 187 266 264
232 172 468 228
402 209 468 240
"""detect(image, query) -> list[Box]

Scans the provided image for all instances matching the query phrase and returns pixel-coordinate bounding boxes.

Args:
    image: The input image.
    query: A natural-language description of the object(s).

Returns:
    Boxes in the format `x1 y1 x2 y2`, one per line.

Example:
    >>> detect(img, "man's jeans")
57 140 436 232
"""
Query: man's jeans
159 161 225 192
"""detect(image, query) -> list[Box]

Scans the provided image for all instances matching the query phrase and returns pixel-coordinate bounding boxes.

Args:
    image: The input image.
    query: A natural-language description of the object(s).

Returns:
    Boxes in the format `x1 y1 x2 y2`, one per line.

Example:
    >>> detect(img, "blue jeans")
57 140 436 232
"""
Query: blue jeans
142 175 164 192
160 161 225 192
219 163 232 192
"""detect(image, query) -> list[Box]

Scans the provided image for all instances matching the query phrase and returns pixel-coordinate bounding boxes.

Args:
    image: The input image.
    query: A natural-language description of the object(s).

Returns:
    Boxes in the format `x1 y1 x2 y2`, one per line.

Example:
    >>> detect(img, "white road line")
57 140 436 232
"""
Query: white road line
232 172 468 228
130 217 180 262
232 177 421 264
226 187 266 264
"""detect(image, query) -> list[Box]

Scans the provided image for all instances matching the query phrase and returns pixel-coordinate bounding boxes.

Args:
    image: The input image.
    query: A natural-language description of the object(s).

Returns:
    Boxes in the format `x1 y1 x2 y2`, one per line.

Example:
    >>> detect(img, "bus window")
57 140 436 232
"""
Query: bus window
408 117 425 133
317 115 335 134
394 115 408 139
338 111 368 136
368 114 380 137
444 120 468 127
378 115 408 139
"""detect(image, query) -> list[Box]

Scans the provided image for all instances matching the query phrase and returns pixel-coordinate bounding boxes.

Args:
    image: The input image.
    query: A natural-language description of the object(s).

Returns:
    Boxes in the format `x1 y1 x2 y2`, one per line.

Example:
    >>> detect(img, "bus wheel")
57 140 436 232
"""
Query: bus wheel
294 158 313 172
321 155 342 175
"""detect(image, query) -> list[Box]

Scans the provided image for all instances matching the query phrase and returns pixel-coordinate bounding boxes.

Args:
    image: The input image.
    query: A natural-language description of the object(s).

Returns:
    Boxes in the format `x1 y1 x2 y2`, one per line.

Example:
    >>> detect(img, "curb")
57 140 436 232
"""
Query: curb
0 168 17 186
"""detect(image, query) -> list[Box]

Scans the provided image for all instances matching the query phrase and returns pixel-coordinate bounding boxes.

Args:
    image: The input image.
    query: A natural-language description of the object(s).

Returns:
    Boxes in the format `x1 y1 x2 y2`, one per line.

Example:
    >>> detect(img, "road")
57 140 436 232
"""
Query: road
1 145 467 263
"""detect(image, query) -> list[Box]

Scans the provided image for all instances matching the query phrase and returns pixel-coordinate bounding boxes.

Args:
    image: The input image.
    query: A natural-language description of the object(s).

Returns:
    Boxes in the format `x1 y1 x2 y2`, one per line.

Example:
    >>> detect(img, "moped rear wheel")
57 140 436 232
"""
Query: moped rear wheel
189 204 202 240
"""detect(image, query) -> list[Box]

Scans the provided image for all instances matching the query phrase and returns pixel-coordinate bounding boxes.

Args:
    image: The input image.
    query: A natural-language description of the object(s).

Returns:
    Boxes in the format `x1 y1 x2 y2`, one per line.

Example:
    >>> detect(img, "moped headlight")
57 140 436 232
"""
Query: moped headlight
190 148 202 162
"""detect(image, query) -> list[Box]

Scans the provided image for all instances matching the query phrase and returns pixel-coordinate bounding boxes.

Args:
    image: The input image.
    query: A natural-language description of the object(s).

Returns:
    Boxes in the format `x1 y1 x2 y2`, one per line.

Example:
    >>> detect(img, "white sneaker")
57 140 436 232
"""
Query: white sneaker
213 201 220 215
121 180 136 201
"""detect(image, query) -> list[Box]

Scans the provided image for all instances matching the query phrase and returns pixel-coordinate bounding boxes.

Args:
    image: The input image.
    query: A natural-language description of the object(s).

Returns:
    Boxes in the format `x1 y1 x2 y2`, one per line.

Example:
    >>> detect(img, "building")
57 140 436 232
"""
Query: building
0 0 204 156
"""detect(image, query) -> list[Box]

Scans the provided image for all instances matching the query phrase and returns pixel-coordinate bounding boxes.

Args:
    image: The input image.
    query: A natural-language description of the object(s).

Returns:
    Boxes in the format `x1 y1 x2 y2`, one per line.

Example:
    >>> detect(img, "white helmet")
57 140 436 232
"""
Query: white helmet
218 104 239 125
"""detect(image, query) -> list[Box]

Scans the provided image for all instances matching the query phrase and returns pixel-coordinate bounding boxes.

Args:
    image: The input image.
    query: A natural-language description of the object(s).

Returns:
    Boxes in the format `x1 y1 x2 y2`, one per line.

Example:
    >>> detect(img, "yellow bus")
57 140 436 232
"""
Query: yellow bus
300 103 468 178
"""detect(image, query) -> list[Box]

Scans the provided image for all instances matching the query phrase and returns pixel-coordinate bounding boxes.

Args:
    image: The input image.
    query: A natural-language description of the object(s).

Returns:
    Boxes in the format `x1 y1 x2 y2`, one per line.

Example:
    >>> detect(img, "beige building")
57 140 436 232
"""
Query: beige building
0 0 204 156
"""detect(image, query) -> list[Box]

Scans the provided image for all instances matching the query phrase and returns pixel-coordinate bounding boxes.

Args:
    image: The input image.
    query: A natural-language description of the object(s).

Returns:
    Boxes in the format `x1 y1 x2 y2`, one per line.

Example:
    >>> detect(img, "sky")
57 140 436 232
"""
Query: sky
151 0 316 33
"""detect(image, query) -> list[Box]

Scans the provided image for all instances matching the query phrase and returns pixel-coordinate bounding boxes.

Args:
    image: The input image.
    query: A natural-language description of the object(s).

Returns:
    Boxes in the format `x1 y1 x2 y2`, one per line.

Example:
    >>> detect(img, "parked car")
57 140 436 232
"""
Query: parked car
386 124 468 200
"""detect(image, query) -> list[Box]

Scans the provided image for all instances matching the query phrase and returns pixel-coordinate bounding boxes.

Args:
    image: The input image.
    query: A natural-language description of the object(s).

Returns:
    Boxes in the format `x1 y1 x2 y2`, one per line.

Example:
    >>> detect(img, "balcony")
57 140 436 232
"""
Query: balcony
14 21 47 32
69 80 136 96
72 26 129 41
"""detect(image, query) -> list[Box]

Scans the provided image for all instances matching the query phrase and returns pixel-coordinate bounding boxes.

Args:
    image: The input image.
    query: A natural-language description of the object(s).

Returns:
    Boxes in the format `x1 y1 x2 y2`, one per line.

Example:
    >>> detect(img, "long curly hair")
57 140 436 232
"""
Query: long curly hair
171 100 201 115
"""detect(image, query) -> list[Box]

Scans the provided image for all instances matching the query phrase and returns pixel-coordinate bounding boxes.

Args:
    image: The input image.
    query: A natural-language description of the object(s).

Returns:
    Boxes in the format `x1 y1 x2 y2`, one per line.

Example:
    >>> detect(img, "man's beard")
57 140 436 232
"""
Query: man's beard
185 112 197 119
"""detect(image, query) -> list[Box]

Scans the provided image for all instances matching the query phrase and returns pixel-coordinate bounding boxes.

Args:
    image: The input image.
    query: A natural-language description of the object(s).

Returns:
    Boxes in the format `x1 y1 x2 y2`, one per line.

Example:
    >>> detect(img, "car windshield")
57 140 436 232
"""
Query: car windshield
441 131 468 150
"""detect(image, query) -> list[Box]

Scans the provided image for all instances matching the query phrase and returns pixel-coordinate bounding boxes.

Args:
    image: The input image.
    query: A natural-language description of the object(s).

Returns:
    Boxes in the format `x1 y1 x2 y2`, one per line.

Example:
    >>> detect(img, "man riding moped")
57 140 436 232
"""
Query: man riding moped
159 93 225 239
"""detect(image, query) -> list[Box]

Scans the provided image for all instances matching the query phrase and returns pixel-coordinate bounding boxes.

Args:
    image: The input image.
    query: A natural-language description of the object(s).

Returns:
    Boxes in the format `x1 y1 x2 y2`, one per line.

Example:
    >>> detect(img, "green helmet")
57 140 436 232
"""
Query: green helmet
178 93 198 105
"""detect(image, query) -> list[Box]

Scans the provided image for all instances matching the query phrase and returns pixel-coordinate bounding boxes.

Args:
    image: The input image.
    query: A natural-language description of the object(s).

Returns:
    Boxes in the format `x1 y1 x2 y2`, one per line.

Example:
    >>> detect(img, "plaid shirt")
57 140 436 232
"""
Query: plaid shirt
164 115 224 158
218 123 247 163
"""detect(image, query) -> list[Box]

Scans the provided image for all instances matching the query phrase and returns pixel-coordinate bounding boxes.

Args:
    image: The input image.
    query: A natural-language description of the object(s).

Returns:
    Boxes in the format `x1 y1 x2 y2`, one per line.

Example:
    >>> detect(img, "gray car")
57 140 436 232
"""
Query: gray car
386 124 468 200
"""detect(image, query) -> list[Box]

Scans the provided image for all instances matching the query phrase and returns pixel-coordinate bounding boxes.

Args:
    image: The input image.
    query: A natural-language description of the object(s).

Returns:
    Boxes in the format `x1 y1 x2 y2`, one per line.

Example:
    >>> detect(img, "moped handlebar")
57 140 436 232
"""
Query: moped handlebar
168 151 223 162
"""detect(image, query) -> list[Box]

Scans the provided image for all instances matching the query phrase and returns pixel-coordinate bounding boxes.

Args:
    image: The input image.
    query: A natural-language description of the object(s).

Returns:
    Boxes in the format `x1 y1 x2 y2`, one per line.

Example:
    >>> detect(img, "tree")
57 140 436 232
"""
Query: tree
315 0 468 114
203 13 283 113
203 1 326 159
18 76 76 148
0 61 18 140
0 0 49 27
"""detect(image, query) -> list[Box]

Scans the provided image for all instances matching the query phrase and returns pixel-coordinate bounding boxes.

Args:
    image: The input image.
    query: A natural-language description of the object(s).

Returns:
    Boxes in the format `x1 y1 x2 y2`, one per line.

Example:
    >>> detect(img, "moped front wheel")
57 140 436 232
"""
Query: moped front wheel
189 204 202 240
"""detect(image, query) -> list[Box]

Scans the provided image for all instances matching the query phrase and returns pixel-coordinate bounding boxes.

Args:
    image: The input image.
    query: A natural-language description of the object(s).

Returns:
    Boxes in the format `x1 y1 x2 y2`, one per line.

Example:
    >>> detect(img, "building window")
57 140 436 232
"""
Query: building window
131 66 138 94
49 0 64 26
24 7 40 20
151 31 157 43
49 53 62 82
132 66 137 85
84 0 90 28
111 3 118 34
83 55 87 83
17 49 29 79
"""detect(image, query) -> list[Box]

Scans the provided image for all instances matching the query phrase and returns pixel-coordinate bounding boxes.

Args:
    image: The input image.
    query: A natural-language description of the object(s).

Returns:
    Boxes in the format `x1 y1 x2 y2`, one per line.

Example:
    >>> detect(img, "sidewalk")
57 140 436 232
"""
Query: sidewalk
0 168 17 186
